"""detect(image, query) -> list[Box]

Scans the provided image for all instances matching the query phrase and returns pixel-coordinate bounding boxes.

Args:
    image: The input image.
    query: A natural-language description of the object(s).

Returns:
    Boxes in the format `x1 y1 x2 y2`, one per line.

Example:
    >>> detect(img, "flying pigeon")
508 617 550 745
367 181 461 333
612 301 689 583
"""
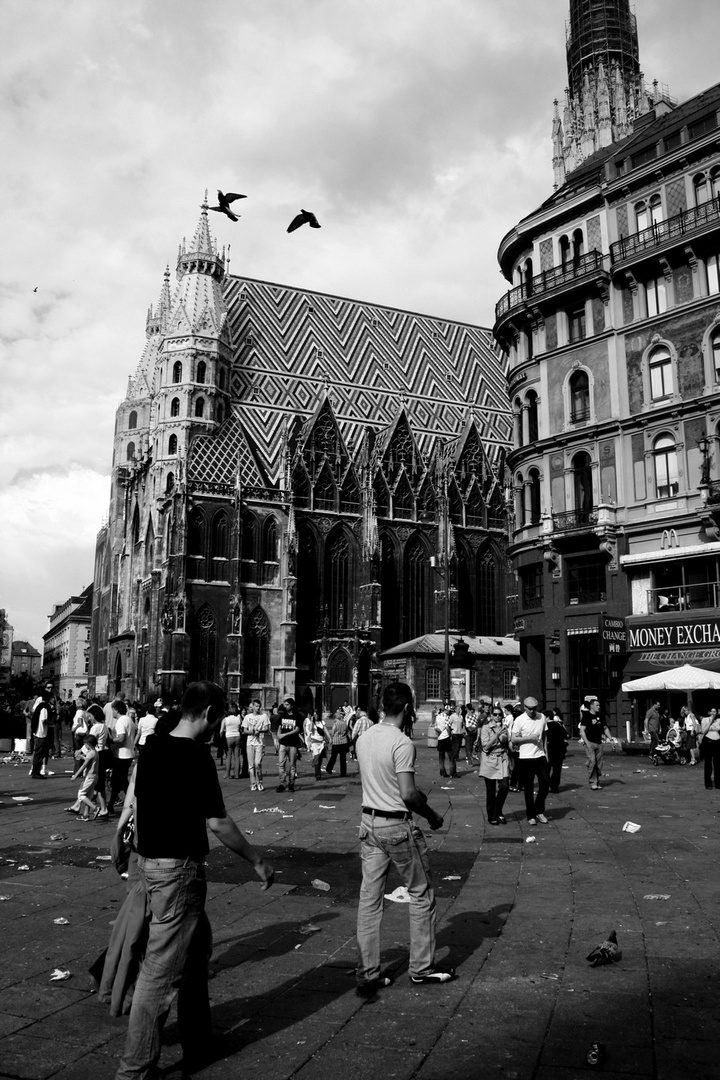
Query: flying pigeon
209 190 246 222
33 286 38 292
287 209 321 233
586 929 621 967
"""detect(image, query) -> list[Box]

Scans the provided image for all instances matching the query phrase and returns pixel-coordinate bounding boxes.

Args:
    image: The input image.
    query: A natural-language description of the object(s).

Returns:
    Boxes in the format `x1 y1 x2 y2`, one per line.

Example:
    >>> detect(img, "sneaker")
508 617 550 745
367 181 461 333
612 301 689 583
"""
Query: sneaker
488 819 500 826
257 782 264 791
250 784 258 791
276 784 286 793
356 976 392 998
45 770 55 777
410 968 455 985
97 810 109 818
527 818 537 826
497 815 507 824
536 813 548 824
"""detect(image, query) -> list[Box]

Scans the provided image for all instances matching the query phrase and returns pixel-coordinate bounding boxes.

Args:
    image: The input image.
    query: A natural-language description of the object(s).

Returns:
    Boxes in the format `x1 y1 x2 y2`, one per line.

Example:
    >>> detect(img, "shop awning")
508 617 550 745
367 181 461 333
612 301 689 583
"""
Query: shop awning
622 663 720 692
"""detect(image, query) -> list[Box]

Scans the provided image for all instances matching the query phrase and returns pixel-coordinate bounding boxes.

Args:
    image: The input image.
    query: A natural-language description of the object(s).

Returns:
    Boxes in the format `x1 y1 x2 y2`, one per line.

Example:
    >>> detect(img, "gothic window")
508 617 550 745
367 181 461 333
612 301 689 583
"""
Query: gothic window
328 648 351 685
487 486 505 528
132 505 140 546
648 346 673 400
312 410 339 459
188 508 206 555
126 442 136 461
380 533 399 649
172 361 182 384
297 526 319 660
374 473 389 517
314 464 337 512
426 667 441 700
417 478 436 523
326 529 351 629
477 546 498 635
465 483 484 528
244 606 270 684
165 472 175 493
572 451 593 514
216 403 224 424
261 517 279 584
293 465 311 509
195 397 205 418
170 397 180 417
569 369 590 422
240 512 257 582
168 434 177 455
218 368 226 390
128 411 137 429
196 360 207 384
448 480 463 526
404 536 428 639
196 605 217 682
653 434 679 499
144 520 155 576
393 471 414 520
340 469 360 513
211 511 229 560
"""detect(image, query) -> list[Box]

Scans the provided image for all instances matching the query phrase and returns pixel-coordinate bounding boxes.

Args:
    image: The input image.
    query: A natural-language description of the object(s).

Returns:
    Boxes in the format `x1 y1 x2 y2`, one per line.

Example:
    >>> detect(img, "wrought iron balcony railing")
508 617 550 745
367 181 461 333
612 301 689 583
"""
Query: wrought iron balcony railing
646 581 720 613
610 196 720 264
495 250 606 322
552 508 599 532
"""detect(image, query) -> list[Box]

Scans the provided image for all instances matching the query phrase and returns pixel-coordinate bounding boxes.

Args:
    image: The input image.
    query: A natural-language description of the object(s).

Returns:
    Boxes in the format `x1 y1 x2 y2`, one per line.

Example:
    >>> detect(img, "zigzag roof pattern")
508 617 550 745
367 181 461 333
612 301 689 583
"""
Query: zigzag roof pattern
223 275 510 483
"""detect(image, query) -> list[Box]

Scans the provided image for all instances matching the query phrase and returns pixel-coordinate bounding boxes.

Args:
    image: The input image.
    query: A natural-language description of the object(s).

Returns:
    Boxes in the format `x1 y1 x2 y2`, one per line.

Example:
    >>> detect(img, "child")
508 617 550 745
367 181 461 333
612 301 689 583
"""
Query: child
66 733 100 820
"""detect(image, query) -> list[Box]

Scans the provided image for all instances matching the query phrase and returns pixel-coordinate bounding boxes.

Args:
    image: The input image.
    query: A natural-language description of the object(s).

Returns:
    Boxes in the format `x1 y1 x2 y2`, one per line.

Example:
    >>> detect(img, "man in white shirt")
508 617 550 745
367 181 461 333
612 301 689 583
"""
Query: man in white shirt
108 700 136 813
511 696 550 826
242 699 270 791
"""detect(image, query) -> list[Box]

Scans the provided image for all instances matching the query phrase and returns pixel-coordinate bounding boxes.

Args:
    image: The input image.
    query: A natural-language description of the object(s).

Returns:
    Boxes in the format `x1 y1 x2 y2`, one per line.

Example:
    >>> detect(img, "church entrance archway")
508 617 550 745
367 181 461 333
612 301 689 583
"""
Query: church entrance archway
328 648 352 713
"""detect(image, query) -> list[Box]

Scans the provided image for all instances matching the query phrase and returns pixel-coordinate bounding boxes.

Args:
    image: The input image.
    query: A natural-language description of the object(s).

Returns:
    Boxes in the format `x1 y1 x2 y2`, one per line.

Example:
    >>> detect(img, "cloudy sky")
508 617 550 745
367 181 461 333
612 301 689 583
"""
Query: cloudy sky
1 0 717 649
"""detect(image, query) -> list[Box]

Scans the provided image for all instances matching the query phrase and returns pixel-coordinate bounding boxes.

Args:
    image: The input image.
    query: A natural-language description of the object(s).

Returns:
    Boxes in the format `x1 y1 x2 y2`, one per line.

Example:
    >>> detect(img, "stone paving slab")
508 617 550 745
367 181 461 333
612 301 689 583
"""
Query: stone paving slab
1 743 720 1079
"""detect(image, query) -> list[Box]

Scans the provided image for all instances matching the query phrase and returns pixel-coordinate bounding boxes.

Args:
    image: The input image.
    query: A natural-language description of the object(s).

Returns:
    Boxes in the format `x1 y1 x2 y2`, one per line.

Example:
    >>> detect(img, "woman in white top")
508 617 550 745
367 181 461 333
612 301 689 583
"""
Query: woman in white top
220 709 243 779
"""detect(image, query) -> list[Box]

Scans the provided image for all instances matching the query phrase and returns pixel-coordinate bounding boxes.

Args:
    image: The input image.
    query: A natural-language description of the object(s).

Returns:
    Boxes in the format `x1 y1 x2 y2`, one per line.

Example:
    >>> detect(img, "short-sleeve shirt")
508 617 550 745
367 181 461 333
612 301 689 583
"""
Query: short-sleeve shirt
135 734 226 861
356 722 415 813
221 714 242 740
512 711 548 759
243 712 270 745
580 714 605 744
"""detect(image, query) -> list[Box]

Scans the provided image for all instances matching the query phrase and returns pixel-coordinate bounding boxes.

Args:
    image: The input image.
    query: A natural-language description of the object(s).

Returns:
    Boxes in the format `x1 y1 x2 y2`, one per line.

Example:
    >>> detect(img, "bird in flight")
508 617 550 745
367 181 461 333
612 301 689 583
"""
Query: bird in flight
287 209 321 233
209 190 247 221
33 287 38 292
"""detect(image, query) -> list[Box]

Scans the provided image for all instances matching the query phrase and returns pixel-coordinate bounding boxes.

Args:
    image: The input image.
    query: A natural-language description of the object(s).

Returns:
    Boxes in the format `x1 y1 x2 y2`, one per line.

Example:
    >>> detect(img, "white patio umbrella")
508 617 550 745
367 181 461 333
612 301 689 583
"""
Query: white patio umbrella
621 663 720 693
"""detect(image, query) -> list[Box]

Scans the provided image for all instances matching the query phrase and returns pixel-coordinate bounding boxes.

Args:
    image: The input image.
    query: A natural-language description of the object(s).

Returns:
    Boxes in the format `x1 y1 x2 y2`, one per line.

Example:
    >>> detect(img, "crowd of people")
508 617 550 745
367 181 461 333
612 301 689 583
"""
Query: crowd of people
643 700 720 788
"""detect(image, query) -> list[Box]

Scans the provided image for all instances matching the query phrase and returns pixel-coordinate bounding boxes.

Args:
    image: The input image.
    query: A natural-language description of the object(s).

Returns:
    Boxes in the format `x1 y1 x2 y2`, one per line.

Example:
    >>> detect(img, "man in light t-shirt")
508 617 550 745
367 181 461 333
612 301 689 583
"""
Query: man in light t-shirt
242 699 270 791
511 696 550 826
355 682 453 997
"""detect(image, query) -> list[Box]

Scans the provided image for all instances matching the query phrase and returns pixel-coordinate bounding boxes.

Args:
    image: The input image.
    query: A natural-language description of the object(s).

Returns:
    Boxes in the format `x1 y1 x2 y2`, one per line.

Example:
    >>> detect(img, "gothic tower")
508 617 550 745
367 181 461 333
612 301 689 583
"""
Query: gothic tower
552 0 673 188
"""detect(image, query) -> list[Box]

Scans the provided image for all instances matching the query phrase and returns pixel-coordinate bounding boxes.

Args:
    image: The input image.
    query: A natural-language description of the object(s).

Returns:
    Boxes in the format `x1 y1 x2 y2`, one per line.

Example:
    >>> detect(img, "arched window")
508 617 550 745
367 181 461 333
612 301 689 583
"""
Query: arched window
477 546 498 635
711 328 720 382
168 434 177 455
132 505 140 546
128 410 137 430
188 508 206 555
126 441 136 461
144 520 155 576
393 472 414 520
170 397 180 417
240 512 257 582
513 397 523 447
569 369 590 422
526 390 539 442
572 228 584 263
218 368 226 390
293 464 311 509
211 512 229 560
374 473 389 517
694 173 709 206
196 360 207 384
559 234 571 269
216 403 224 424
465 484 484 528
523 257 534 298
195 397 205 418
165 472 175 493
326 530 351 628
314 463 337 512
404 537 428 639
172 361 182 384
340 470 360 513
515 474 525 527
635 200 649 231
649 194 663 225
244 606 270 684
653 434 679 499
261 517 278 584
648 346 674 401
528 468 541 524
571 451 593 517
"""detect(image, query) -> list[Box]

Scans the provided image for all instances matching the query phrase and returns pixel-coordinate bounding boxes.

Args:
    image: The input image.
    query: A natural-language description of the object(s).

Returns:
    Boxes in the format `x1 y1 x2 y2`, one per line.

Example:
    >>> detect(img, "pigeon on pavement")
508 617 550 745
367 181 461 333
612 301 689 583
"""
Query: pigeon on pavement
586 929 621 966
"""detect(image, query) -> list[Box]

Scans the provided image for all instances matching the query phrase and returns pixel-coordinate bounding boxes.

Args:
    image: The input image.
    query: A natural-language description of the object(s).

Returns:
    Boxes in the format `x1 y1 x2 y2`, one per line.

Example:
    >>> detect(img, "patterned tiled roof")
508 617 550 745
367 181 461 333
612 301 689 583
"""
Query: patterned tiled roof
223 276 510 483
187 409 269 488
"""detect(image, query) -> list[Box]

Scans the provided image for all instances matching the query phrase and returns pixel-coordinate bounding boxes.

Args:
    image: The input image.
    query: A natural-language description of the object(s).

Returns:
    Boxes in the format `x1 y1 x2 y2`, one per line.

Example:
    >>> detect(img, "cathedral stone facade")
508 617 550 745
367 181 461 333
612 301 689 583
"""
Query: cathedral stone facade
89 202 511 712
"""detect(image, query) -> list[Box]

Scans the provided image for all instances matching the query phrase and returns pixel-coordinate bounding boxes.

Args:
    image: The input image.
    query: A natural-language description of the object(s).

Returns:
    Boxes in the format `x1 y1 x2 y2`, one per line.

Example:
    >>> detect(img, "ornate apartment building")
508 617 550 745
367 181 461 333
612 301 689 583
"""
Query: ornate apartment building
497 0 720 731
89 203 512 711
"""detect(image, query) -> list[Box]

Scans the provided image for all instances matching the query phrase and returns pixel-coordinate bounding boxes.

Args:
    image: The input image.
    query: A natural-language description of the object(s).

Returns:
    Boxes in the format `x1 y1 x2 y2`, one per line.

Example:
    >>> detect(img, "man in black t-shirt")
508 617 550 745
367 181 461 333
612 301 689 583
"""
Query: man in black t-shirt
579 696 616 790
112 681 273 1080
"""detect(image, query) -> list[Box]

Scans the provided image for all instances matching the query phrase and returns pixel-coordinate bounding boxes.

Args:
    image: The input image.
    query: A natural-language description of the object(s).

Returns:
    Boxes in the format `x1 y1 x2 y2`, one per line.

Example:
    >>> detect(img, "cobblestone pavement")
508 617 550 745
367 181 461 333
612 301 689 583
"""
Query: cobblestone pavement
0 741 718 1080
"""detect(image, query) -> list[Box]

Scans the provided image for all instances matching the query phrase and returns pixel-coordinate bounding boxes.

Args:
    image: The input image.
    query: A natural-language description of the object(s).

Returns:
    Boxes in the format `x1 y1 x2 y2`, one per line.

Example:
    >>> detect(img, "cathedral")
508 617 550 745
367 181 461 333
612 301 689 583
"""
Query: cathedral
89 201 511 713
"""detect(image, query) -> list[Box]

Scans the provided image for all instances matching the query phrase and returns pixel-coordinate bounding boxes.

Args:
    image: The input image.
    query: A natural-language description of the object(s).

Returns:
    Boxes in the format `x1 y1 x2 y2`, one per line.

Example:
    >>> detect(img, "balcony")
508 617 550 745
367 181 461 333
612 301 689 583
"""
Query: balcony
647 581 720 613
552 508 599 532
610 196 720 266
495 250 607 325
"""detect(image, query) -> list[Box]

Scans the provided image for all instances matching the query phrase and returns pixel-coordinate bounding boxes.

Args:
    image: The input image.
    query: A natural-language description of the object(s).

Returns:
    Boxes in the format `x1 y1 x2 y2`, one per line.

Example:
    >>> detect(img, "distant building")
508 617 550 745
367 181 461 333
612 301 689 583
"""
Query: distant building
10 641 41 684
496 0 720 731
43 585 93 700
0 611 11 686
89 202 513 711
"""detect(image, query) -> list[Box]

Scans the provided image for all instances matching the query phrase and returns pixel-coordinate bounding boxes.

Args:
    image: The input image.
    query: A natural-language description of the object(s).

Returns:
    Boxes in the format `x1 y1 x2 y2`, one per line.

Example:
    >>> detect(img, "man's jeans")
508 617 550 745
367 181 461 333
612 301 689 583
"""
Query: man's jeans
115 857 211 1080
517 755 551 819
585 741 604 783
247 741 265 785
278 744 297 785
31 734 51 777
356 814 436 984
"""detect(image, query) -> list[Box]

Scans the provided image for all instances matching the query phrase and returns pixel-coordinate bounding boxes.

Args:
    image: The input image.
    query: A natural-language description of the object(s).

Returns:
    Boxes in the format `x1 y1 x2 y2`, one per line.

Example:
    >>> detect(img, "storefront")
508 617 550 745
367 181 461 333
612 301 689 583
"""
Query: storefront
624 614 720 723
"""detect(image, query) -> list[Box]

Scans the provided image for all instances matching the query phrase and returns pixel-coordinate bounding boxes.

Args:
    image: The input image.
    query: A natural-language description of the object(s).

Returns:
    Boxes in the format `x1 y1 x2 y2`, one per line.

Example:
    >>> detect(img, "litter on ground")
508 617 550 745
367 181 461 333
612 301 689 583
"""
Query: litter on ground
53 917 70 925
311 879 331 892
622 821 641 833
385 886 411 903
49 969 71 981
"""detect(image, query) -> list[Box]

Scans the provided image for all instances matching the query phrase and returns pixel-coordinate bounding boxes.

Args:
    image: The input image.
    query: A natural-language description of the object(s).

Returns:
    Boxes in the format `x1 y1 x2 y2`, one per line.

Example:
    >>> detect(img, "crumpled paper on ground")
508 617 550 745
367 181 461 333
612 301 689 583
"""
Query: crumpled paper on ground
384 886 411 903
